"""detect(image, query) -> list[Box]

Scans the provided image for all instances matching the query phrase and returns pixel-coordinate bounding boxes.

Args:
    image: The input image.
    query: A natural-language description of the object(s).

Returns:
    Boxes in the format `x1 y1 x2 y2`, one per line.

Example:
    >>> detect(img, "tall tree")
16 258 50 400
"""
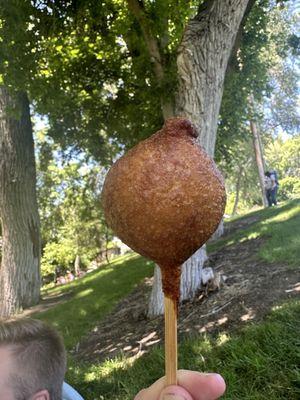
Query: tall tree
0 0 43 316
147 0 253 315
0 88 40 317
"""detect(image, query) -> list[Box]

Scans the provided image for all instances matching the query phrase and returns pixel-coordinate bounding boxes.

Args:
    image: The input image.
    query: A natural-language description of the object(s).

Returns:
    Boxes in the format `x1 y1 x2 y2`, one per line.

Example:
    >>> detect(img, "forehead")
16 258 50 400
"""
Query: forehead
0 346 16 400
0 345 15 376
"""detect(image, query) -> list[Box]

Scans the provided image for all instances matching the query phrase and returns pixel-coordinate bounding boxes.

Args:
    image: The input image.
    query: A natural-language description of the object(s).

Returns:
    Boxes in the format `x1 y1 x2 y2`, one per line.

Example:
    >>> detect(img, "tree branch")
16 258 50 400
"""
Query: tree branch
126 0 174 118
126 0 164 82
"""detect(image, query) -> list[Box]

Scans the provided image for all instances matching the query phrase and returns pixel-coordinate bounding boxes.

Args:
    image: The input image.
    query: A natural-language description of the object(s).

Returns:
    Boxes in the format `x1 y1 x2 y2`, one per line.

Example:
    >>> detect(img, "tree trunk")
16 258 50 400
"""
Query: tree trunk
148 247 207 317
248 94 267 207
232 167 243 215
249 119 268 207
74 254 81 276
149 0 251 316
148 265 164 316
210 220 224 241
0 87 41 317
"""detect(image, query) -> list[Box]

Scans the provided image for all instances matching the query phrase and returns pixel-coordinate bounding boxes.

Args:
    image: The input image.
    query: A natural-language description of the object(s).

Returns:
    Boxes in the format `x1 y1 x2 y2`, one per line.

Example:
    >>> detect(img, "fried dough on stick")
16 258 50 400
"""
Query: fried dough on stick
102 117 226 385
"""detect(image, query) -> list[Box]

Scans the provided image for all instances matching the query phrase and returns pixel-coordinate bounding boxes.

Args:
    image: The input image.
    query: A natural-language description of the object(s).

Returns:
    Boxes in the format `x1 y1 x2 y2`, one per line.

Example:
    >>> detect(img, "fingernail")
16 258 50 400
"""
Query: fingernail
211 373 225 384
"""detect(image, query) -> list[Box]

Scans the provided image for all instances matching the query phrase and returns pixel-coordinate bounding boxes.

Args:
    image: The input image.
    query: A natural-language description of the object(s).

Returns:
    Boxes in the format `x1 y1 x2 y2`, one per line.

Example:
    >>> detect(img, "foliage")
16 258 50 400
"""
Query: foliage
41 241 75 276
221 137 263 215
1 1 297 172
216 0 271 165
265 135 300 200
0 0 198 162
261 3 300 134
216 1 299 214
279 177 300 199
222 134 300 215
35 130 110 276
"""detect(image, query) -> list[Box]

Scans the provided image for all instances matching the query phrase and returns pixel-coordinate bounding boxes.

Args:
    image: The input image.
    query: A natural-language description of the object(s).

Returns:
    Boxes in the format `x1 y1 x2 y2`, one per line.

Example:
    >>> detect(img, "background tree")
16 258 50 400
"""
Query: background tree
0 0 45 316
216 0 299 213
35 131 110 279
0 88 40 317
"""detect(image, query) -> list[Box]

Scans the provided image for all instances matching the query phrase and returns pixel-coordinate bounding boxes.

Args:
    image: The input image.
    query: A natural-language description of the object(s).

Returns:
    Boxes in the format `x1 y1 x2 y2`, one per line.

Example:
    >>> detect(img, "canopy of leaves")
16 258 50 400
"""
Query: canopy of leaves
216 0 299 169
0 0 198 163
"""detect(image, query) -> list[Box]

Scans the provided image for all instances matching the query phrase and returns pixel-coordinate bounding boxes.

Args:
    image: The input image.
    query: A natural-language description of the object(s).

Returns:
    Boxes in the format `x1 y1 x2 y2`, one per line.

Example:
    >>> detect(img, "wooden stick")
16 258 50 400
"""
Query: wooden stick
164 295 178 386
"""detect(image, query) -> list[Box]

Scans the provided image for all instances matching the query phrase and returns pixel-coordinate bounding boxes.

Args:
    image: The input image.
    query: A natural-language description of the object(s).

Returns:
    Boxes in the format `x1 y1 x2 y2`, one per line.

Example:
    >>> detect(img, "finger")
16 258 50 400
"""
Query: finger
159 385 194 400
177 370 226 400
134 376 165 400
134 370 226 400
135 383 193 400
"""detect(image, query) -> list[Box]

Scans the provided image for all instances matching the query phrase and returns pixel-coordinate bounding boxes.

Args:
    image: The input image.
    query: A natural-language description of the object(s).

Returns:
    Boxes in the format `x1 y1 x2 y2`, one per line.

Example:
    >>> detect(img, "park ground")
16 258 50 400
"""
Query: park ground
28 199 300 400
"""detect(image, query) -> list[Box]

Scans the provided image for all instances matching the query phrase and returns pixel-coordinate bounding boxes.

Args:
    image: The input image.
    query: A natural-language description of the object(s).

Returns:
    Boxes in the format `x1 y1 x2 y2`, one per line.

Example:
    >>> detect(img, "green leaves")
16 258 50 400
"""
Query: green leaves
35 131 110 275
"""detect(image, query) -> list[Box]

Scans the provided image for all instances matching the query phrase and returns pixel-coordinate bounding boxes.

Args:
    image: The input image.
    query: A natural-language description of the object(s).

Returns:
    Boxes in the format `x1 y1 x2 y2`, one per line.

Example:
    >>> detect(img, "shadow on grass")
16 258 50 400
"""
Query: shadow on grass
67 299 300 400
65 198 299 365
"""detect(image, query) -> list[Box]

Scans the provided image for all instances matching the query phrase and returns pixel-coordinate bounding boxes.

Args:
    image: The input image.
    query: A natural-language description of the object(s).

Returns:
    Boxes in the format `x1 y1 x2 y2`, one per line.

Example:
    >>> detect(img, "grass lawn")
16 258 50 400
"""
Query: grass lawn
35 253 154 349
208 198 300 267
35 199 300 399
66 299 300 400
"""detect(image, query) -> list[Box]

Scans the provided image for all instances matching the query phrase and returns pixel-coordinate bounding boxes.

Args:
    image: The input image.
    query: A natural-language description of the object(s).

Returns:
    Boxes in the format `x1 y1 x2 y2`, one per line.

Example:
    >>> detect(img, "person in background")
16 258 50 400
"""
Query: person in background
264 171 273 207
0 318 226 400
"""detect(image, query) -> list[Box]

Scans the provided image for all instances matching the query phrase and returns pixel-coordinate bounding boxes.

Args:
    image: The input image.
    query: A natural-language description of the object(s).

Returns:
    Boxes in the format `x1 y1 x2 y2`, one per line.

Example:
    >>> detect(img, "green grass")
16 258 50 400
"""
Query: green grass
208 199 300 267
66 299 300 400
35 253 154 349
34 199 300 399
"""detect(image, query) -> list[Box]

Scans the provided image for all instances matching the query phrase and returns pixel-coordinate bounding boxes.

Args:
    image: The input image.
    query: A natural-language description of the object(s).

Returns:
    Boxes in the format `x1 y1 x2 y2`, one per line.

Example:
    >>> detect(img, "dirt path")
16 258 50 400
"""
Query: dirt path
75 217 300 363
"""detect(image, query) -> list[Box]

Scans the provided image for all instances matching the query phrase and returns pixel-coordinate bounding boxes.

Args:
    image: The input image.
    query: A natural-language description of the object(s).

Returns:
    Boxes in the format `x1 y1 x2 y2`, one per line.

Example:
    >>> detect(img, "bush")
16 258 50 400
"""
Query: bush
278 176 300 200
41 240 77 276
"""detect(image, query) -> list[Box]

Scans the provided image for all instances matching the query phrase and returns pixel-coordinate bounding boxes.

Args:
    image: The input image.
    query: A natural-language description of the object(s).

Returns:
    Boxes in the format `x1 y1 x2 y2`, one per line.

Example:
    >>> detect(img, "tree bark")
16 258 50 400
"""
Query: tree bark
74 254 81 276
176 0 251 155
250 118 268 207
232 167 243 215
0 87 41 317
248 94 268 207
174 0 251 313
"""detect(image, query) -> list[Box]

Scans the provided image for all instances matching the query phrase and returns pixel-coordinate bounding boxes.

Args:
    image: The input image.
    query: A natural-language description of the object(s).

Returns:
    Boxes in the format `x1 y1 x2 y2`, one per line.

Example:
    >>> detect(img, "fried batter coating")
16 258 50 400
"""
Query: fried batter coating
102 117 226 281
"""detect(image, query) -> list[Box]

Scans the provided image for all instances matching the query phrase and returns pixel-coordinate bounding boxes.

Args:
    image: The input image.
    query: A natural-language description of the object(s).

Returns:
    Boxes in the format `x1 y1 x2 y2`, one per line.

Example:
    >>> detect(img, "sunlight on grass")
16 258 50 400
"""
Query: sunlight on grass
35 253 154 349
217 333 230 346
75 288 94 298
42 253 138 297
208 199 300 268
66 299 300 400
34 200 300 399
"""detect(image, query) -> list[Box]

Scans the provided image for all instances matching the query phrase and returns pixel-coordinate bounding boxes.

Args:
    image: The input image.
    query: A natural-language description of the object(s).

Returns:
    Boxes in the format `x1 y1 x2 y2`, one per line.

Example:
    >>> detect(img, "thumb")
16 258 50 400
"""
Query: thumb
159 385 193 400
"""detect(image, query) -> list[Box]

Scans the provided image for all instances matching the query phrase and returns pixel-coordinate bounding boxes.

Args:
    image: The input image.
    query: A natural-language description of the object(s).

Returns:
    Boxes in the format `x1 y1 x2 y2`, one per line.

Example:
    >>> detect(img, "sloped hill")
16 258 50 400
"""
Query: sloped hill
76 200 300 362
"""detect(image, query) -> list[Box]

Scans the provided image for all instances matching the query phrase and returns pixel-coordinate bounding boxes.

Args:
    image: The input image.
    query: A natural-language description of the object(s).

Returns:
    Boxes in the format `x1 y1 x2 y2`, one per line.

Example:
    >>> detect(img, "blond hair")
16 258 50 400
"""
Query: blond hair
0 318 66 400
